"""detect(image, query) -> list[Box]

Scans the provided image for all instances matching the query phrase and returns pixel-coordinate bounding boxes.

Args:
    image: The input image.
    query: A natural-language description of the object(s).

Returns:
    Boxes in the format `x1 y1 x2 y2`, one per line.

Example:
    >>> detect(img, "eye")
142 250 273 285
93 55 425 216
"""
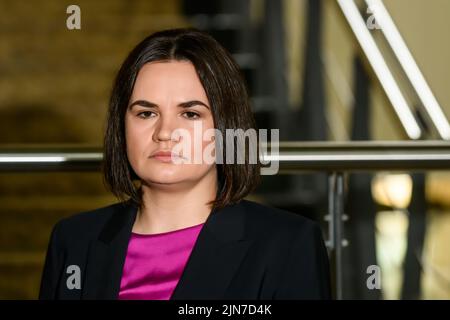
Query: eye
137 111 156 119
182 111 200 120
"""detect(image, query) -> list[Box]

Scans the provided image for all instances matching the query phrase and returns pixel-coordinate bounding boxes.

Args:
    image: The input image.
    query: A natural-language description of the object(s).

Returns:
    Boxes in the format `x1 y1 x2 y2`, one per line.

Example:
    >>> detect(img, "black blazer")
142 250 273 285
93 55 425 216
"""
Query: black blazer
39 199 331 300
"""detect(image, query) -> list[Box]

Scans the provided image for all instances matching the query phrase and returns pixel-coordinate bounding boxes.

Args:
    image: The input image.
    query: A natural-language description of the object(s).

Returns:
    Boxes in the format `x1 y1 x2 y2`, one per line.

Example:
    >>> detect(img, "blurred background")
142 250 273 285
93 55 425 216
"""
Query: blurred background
0 0 449 299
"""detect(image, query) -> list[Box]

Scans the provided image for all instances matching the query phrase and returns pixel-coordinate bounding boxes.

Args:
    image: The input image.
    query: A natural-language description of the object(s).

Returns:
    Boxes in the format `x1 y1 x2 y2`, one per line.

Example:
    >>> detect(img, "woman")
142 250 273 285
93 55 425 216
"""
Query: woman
39 28 331 300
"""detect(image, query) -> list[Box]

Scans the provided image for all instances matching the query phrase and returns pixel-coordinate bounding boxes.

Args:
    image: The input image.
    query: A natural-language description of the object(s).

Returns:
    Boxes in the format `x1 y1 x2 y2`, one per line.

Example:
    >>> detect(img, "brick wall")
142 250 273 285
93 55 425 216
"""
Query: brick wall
0 0 188 299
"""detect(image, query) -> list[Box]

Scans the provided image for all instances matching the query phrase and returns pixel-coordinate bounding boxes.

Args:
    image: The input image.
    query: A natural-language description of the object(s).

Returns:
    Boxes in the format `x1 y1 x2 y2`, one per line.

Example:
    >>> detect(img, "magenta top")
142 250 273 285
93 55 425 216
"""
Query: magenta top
118 222 205 300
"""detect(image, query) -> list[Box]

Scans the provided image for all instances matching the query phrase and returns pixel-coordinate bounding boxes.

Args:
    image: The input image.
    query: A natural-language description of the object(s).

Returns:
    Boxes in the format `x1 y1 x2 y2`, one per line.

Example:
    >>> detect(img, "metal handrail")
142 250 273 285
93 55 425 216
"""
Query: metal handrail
364 0 450 139
335 0 450 140
336 0 422 140
1 141 450 172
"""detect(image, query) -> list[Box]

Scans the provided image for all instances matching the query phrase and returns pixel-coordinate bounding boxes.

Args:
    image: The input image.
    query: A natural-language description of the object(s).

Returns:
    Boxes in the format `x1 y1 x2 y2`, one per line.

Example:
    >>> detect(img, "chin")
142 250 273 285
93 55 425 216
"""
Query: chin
140 168 187 185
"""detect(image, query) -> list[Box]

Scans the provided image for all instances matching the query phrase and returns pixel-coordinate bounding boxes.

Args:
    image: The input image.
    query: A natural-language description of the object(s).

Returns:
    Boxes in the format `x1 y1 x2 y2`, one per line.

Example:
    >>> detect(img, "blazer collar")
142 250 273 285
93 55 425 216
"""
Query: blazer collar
81 199 253 300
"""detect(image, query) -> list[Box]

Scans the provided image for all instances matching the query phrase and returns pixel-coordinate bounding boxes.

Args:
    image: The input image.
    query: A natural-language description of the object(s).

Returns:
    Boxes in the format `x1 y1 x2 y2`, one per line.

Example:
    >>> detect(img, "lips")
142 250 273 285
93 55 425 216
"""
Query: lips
149 150 184 163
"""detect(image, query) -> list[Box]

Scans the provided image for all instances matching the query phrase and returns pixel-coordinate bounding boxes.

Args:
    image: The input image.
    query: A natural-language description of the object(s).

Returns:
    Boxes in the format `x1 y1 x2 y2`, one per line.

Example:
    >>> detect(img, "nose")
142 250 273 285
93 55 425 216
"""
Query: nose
153 113 178 143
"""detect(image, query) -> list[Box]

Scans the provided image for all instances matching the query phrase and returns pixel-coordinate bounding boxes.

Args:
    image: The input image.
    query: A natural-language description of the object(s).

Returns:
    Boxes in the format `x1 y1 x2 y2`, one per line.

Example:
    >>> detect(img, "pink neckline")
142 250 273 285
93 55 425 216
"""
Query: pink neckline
131 222 205 237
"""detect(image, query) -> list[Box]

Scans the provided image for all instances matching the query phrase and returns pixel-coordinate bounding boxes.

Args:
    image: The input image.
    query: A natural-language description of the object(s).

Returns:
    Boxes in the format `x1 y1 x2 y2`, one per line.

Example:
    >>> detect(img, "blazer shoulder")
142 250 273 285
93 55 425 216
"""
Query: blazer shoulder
240 200 331 299
52 201 128 242
240 199 320 236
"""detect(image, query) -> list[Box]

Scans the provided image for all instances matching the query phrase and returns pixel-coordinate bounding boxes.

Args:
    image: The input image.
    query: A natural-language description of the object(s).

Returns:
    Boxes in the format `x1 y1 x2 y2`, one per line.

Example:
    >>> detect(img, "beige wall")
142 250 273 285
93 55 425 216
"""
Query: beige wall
385 0 450 121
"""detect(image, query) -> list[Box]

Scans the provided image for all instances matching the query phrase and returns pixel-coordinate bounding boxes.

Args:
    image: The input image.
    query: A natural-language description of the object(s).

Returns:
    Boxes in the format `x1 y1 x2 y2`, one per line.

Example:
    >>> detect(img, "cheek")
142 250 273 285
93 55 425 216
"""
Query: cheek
201 121 216 153
125 120 137 154
125 119 152 162
183 124 216 159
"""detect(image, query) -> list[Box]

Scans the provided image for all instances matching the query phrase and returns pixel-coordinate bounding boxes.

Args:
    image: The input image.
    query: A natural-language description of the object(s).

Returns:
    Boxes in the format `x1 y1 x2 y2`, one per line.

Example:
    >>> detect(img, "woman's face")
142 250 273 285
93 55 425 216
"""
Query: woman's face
125 60 217 188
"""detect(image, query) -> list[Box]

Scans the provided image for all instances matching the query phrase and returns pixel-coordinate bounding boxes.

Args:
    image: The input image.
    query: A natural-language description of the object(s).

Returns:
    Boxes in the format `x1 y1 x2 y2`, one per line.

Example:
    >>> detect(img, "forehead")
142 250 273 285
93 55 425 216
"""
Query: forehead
131 60 208 101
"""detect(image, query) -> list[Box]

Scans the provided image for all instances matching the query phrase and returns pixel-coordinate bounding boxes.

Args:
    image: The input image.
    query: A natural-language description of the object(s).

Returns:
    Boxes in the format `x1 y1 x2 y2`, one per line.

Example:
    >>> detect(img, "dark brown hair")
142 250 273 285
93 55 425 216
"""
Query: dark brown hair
103 28 261 211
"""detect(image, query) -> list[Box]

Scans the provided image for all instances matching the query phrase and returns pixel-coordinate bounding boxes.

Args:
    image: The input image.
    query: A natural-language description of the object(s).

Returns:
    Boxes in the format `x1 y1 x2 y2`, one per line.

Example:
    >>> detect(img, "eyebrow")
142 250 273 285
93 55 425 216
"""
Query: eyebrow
128 99 210 110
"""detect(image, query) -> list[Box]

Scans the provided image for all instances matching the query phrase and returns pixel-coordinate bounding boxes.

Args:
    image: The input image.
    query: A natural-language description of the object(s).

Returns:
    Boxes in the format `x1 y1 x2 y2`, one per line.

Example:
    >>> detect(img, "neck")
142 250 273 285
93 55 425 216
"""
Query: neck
132 168 218 234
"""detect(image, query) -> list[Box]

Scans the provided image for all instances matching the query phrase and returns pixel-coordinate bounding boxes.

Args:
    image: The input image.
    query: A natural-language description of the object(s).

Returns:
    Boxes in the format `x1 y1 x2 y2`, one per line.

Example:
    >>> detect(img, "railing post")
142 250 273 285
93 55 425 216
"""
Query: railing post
327 171 346 300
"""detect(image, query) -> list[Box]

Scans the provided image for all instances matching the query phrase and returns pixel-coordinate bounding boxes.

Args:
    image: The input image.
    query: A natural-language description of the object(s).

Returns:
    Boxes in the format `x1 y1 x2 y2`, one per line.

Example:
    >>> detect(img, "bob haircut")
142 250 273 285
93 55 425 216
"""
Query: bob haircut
103 28 261 211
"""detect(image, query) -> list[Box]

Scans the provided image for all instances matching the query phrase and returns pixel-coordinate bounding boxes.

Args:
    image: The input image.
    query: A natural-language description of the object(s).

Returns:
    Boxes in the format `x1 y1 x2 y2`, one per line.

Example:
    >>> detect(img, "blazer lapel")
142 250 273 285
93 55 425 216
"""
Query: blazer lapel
81 200 252 300
171 202 253 300
81 200 137 299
